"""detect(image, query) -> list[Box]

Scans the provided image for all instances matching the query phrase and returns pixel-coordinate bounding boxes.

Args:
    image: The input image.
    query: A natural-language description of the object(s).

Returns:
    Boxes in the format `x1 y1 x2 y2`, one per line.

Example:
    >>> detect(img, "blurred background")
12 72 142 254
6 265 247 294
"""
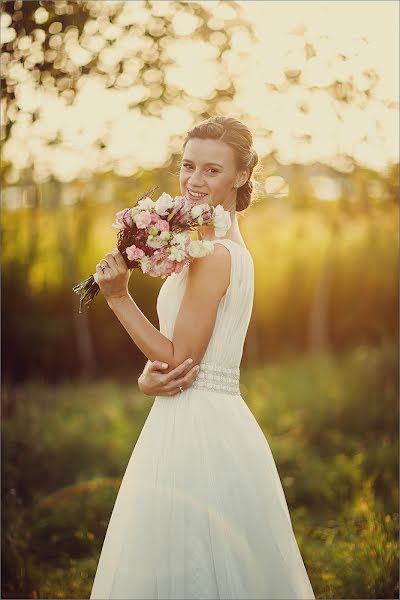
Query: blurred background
1 1 398 598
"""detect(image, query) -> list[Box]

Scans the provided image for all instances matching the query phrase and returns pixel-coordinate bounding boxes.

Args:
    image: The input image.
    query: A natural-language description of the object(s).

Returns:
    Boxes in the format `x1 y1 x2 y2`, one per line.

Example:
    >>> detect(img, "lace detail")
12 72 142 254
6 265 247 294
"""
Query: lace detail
191 362 240 396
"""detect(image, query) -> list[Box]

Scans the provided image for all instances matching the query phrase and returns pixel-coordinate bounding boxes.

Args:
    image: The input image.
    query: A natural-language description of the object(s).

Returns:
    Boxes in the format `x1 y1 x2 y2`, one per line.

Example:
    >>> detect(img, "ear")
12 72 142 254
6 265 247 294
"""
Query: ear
235 169 249 188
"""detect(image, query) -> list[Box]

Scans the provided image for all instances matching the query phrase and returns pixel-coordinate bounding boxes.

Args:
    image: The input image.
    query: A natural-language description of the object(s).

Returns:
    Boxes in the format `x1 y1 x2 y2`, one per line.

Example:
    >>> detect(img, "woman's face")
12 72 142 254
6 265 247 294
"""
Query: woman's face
179 137 247 209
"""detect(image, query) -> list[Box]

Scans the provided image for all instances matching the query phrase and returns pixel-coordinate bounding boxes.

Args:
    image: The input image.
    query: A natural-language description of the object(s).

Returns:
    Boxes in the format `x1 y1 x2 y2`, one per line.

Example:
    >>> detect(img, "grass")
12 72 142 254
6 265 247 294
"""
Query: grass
1 342 398 599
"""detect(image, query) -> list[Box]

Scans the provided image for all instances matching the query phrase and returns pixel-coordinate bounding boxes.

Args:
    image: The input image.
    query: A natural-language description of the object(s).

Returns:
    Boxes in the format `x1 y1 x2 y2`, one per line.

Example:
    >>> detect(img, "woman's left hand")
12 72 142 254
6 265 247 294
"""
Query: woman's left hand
95 247 132 302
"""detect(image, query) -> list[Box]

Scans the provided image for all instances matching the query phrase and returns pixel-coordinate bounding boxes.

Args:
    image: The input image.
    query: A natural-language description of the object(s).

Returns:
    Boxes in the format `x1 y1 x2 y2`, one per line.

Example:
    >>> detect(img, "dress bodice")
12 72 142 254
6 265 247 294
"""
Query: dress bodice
156 239 254 394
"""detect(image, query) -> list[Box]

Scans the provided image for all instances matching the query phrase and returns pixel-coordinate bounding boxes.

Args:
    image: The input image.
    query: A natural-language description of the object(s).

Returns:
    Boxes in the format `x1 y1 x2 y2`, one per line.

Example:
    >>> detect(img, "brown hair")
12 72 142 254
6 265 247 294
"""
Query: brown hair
182 116 259 212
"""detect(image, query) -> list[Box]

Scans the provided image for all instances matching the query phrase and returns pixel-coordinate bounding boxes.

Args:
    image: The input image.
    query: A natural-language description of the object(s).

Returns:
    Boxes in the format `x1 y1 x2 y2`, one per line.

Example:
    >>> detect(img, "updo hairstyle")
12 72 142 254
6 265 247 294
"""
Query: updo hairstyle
182 116 259 212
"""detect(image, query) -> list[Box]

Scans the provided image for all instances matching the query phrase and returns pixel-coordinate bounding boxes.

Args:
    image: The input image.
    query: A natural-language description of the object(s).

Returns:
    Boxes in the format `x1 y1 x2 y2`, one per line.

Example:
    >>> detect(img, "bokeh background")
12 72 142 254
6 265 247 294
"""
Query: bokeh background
1 1 398 598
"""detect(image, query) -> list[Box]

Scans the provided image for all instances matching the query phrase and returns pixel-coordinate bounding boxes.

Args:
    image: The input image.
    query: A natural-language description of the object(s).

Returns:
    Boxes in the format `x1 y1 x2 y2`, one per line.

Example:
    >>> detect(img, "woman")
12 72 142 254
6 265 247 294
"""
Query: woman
90 116 315 600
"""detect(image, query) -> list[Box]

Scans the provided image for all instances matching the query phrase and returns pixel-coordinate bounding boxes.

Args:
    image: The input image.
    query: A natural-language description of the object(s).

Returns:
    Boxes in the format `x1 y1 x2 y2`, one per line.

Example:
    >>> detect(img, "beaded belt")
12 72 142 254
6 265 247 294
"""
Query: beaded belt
191 363 240 396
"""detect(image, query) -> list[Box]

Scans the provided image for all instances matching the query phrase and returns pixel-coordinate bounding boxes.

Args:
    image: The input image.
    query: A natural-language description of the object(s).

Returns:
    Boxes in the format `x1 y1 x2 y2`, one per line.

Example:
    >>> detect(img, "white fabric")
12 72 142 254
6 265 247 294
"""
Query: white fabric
90 239 315 600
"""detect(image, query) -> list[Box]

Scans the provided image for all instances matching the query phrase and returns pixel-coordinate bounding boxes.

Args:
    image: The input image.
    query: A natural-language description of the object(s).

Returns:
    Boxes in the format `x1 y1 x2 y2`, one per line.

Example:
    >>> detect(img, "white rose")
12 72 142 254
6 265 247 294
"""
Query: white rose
202 240 215 255
130 206 141 217
190 205 203 219
155 192 174 216
147 235 167 249
212 205 231 237
187 240 215 258
140 256 151 273
171 232 189 248
160 231 171 241
169 245 187 262
137 196 156 210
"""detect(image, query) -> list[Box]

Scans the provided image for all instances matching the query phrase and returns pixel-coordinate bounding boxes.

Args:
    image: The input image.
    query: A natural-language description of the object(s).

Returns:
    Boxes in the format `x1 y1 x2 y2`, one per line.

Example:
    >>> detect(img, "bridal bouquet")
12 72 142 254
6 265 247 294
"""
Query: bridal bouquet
72 186 231 313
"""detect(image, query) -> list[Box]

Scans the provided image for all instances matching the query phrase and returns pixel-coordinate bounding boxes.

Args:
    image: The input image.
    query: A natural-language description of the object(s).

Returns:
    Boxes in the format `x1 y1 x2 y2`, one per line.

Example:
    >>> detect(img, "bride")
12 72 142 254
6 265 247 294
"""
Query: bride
90 116 315 600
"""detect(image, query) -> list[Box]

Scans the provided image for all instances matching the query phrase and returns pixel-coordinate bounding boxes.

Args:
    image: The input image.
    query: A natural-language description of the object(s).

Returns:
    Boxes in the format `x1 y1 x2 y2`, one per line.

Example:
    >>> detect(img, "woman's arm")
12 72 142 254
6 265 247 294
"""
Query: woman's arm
168 243 230 367
106 243 230 370
106 294 174 363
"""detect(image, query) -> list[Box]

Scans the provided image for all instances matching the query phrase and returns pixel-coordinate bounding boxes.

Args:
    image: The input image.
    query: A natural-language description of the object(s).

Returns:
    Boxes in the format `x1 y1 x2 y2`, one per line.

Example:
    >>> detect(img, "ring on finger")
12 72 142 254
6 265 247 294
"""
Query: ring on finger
179 385 183 393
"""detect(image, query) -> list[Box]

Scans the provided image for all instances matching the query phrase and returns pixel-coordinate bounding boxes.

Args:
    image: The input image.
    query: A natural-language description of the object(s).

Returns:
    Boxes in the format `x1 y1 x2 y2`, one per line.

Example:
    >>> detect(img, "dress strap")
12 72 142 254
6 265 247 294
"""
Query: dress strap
209 238 248 252
209 238 251 257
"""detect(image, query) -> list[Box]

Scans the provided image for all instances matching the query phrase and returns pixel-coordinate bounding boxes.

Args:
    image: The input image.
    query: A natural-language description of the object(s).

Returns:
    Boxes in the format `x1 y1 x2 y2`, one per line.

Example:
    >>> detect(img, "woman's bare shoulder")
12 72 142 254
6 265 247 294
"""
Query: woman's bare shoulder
186 243 230 294
189 242 231 272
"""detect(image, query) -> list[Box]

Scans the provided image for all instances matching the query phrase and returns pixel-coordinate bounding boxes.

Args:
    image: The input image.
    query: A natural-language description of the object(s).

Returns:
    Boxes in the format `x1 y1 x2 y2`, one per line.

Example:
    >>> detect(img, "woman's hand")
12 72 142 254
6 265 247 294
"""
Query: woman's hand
95 247 132 302
138 358 200 397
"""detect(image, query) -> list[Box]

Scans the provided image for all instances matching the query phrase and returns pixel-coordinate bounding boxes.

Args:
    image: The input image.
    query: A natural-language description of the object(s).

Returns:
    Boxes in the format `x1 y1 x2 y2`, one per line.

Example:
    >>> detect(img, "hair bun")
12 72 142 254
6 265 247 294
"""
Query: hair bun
236 179 253 212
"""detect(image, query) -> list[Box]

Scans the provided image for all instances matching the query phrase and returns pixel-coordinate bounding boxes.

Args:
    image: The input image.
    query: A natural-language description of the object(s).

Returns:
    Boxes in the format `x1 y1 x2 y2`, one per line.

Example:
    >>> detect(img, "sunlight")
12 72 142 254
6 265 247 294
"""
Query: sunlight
264 176 289 198
1 0 398 183
310 176 341 201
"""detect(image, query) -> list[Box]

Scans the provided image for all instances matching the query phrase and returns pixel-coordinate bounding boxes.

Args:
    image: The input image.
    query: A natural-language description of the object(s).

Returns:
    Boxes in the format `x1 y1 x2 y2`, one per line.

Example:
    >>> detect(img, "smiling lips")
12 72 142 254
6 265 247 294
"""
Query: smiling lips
187 189 208 199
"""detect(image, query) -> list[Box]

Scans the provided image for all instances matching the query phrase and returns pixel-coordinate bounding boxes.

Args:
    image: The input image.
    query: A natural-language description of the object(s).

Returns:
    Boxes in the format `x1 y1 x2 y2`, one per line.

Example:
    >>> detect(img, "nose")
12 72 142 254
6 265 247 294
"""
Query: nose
188 169 205 187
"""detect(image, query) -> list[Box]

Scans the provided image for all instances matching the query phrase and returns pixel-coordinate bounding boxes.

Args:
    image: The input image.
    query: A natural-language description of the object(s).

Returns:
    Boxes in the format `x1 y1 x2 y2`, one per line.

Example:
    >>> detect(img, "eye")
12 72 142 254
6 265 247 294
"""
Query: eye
181 163 219 174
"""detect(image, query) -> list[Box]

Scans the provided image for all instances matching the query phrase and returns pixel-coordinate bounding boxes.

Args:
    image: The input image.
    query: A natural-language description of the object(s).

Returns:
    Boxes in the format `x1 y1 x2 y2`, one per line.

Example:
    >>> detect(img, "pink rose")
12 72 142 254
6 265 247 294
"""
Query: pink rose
149 260 167 277
133 210 152 229
147 250 178 278
126 244 145 261
157 218 170 232
145 246 189 278
112 207 133 229
160 261 176 277
173 259 187 274
151 213 170 232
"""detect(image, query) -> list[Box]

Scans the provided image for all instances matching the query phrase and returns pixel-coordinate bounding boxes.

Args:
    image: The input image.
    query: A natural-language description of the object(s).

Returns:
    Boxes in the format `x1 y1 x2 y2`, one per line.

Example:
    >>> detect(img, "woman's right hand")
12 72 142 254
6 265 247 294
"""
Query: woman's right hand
138 358 200 397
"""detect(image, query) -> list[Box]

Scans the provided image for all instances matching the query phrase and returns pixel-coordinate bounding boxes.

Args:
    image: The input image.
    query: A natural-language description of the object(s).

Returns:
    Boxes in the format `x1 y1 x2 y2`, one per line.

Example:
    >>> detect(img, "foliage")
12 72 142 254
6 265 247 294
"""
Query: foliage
2 174 398 381
1 0 252 149
298 478 399 599
1 344 398 599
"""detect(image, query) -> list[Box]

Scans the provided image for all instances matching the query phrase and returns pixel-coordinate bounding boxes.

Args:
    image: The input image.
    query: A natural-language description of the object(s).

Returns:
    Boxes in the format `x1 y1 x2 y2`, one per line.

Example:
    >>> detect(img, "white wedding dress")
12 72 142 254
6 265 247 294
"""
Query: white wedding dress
90 238 315 600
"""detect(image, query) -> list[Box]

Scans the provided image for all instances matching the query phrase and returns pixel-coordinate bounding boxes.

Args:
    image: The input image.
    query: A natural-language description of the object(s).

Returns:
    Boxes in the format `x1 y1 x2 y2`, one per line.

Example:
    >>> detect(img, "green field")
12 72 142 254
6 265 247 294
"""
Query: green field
2 342 398 599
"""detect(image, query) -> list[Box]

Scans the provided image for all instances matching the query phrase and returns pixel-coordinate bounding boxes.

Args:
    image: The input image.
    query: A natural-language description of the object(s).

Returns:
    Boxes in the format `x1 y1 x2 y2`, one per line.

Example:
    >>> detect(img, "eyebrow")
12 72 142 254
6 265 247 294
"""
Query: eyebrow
182 159 224 168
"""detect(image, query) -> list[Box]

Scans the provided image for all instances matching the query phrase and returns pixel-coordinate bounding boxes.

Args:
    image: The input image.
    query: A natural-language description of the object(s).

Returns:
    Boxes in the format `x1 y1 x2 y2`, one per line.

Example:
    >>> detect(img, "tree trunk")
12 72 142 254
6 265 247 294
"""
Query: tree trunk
57 183 97 379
